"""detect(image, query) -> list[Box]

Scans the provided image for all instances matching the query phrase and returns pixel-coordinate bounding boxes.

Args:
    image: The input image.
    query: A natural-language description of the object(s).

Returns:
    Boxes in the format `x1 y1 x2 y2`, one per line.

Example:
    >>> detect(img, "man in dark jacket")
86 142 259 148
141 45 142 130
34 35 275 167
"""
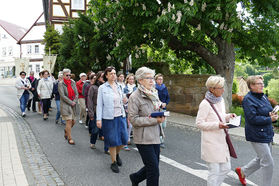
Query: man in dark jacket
27 71 38 112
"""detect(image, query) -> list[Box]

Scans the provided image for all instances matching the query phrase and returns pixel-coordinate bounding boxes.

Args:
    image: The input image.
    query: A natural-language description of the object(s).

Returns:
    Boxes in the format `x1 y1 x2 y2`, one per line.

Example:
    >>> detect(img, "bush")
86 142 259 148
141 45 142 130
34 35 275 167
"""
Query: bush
266 79 279 102
230 106 245 127
232 79 238 94
232 94 243 106
263 73 273 87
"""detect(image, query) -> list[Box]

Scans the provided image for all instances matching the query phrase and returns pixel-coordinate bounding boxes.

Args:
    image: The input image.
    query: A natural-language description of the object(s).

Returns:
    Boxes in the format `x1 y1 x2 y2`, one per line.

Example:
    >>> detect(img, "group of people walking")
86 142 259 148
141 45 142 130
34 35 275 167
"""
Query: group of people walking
196 75 277 186
15 66 170 185
15 67 277 186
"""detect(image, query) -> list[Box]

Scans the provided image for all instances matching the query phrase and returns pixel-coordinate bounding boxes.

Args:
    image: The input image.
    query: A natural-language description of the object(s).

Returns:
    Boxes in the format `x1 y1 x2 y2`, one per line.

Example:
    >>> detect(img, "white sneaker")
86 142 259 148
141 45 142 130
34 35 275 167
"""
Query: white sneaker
79 120 83 124
22 112 26 117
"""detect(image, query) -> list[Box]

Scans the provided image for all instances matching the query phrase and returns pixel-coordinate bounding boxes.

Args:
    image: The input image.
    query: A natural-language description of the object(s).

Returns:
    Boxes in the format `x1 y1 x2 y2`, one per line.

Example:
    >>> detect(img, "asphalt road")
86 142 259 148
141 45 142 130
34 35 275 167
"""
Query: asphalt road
1 85 279 186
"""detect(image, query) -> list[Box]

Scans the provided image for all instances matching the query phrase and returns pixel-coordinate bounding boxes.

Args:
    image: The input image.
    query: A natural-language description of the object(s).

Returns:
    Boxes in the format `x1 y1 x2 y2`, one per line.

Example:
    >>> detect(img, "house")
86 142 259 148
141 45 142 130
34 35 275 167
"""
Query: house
0 19 26 78
0 13 46 78
17 13 46 77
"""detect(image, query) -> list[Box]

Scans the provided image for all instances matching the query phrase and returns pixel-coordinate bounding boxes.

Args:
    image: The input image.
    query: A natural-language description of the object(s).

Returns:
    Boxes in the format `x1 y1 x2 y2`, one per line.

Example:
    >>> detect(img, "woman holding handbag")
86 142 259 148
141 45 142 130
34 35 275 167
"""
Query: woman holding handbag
196 75 236 186
37 70 53 120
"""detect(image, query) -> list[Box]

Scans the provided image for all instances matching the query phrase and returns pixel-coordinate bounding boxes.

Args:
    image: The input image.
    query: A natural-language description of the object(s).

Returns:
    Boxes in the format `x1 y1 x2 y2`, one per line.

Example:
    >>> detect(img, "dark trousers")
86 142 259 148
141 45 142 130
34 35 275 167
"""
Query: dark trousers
89 115 108 151
27 97 36 111
42 98 51 114
131 144 160 186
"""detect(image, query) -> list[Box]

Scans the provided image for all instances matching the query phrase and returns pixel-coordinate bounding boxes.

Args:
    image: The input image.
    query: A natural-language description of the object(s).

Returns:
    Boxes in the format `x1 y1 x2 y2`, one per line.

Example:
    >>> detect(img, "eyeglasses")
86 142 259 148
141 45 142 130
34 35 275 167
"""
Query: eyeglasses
144 77 154 80
66 75 71 77
255 83 264 86
213 87 224 89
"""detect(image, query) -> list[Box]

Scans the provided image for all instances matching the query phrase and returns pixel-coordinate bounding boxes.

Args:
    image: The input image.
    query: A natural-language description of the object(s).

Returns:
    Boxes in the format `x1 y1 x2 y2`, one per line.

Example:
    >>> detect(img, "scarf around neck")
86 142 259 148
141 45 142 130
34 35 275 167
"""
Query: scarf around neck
127 83 136 94
29 76 34 82
205 90 222 104
138 84 162 110
64 78 75 101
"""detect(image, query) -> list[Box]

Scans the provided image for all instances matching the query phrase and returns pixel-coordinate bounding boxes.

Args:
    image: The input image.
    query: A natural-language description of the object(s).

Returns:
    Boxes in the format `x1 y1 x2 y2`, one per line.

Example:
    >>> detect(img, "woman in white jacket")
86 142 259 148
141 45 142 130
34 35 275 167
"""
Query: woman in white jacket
37 70 53 120
15 71 33 117
196 76 236 186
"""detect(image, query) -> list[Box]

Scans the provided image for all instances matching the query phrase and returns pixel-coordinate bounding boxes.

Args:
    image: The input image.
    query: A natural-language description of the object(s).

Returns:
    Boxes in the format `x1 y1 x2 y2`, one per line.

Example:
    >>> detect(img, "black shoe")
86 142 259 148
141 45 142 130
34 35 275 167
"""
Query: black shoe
116 154 122 166
104 151 110 155
111 161 119 173
129 174 138 186
27 108 30 111
33 110 37 112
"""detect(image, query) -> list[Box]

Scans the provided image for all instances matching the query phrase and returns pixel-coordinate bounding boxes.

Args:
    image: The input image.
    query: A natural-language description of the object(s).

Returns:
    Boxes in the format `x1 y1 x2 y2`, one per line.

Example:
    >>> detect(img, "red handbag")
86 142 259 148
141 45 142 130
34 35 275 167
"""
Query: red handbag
205 99 238 159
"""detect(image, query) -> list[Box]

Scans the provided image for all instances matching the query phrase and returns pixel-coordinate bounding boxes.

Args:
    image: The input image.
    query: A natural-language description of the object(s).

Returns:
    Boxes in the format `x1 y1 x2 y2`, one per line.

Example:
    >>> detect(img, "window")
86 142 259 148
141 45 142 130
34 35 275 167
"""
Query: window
29 65 32 72
36 64 40 73
2 47 6 56
71 0 84 10
8 46 12 56
35 45 39 54
27 45 32 54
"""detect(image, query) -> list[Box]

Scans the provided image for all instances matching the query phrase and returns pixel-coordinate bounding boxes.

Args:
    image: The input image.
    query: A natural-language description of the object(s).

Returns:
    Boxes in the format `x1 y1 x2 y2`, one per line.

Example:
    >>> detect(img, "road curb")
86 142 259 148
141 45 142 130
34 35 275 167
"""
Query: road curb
0 104 65 185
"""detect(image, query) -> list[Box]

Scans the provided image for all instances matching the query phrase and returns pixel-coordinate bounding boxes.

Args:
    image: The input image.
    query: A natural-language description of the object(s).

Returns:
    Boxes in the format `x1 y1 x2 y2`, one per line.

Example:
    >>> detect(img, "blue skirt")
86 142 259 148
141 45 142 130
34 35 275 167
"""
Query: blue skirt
102 116 128 147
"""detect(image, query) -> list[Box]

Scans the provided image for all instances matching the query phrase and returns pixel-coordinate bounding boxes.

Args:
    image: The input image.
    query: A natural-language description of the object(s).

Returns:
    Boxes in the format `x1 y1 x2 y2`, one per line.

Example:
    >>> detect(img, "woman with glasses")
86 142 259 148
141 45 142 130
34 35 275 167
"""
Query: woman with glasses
235 75 278 186
15 71 33 117
96 66 128 173
37 70 53 120
196 75 236 186
58 69 79 145
128 67 165 186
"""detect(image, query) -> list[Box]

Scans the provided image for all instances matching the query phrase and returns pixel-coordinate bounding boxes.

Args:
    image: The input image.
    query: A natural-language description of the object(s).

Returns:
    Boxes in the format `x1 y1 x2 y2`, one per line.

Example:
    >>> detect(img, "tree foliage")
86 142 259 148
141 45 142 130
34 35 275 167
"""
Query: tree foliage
43 25 61 55
267 79 279 102
87 0 279 106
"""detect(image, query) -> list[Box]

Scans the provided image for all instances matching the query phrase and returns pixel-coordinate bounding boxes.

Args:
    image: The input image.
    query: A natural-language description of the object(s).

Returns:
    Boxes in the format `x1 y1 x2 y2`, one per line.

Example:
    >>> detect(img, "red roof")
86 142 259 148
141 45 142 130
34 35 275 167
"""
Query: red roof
0 19 27 42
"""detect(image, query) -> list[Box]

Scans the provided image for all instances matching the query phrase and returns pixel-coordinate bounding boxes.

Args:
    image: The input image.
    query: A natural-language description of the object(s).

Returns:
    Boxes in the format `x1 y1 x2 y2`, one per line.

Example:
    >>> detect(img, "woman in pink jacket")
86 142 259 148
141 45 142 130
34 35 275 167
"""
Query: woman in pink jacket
196 76 236 186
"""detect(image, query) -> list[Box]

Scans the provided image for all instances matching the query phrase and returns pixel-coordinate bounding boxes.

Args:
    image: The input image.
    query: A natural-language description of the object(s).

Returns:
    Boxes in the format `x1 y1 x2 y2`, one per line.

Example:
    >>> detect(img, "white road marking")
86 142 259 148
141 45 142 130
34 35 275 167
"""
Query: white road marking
133 148 257 186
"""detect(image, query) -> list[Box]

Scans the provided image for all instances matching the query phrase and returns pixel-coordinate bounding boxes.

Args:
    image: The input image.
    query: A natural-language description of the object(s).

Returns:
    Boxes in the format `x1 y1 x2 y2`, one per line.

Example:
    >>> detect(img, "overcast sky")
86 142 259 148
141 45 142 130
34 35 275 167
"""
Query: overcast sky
0 0 43 29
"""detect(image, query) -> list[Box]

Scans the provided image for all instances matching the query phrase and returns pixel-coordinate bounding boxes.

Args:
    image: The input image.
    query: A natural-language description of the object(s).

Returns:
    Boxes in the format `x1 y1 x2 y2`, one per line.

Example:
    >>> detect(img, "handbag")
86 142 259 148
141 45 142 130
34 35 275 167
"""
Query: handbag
205 99 238 159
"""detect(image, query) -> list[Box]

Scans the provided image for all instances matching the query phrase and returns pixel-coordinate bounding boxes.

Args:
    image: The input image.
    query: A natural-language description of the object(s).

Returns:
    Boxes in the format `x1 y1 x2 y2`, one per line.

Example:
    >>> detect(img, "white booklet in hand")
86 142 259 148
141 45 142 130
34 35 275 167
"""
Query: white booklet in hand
272 105 279 113
226 116 241 128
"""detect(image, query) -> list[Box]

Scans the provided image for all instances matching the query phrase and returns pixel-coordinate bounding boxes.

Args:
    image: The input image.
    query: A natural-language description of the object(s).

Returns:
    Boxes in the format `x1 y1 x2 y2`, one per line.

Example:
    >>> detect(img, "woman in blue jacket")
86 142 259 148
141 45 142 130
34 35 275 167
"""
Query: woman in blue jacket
235 75 278 186
155 73 170 148
96 66 128 173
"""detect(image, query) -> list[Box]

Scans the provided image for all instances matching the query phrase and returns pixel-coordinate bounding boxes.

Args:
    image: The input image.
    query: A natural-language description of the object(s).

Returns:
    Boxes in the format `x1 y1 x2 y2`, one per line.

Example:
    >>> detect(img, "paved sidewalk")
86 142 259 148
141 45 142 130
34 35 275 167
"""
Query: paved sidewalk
0 104 64 186
168 111 279 145
0 78 16 86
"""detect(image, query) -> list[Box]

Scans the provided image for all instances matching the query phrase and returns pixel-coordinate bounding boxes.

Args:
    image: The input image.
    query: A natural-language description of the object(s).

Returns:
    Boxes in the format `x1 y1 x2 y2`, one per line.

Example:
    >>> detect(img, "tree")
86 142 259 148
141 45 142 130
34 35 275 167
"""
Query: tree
58 14 120 75
88 0 279 107
43 25 61 55
266 79 279 102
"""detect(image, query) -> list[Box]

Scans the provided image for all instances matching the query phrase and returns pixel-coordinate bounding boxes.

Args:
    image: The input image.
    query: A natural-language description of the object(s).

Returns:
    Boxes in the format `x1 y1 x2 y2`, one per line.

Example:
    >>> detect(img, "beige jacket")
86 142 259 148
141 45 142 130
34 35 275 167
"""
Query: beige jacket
128 89 163 144
58 80 78 116
196 98 231 163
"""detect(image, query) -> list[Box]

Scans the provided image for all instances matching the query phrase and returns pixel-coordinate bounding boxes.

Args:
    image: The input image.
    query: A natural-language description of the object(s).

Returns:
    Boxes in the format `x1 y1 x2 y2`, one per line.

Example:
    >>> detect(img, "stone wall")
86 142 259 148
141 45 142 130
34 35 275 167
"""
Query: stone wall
164 74 211 116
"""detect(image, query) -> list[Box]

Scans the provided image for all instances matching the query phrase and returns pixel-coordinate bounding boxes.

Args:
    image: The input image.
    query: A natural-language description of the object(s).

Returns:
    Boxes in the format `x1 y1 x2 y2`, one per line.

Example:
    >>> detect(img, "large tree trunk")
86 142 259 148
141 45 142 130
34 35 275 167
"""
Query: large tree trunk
168 37 235 110
211 41 235 110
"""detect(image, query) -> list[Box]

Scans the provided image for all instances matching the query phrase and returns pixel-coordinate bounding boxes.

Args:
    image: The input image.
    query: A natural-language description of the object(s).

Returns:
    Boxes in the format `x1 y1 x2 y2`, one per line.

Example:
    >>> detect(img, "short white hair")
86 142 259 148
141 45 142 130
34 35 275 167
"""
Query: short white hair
58 71 63 79
135 67 155 81
205 75 225 89
63 68 71 75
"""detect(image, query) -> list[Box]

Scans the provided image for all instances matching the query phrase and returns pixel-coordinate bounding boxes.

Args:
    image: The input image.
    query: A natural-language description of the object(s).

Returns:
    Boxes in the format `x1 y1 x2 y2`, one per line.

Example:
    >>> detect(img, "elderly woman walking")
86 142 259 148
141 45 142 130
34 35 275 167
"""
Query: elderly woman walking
58 69 79 145
128 67 165 186
96 66 128 173
37 70 53 120
15 71 33 117
196 75 236 186
235 75 278 186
